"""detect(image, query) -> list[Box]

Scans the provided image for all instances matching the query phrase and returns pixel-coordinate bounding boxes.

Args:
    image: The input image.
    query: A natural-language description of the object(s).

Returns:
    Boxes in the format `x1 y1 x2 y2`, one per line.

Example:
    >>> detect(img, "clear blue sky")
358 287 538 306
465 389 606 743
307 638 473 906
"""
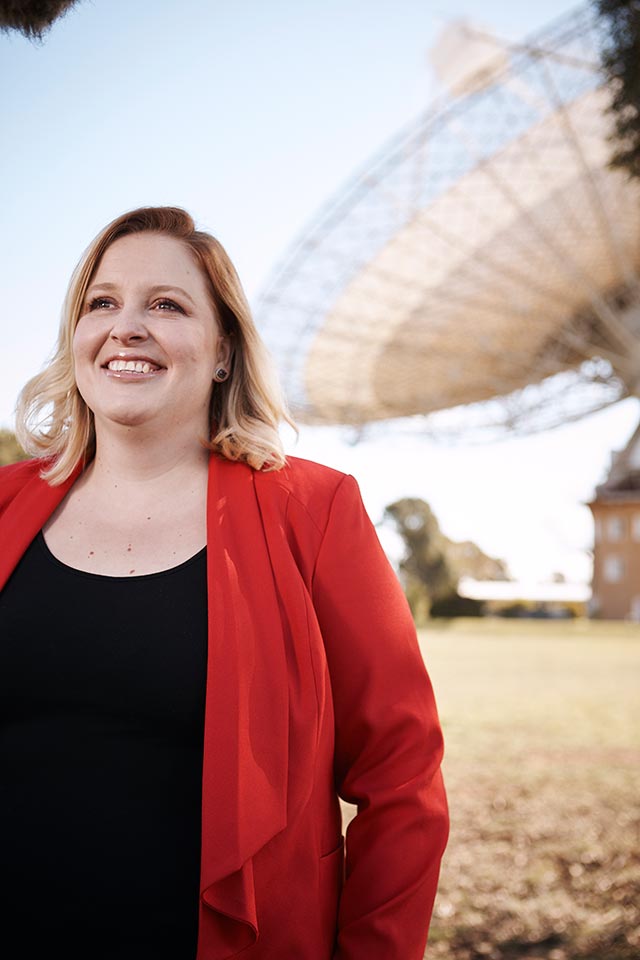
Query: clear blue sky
2 0 636 584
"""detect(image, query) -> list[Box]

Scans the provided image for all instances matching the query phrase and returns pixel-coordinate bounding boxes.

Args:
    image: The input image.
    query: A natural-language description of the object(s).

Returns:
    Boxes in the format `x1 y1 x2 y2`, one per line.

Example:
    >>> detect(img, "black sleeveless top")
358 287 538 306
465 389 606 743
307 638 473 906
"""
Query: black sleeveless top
0 531 208 959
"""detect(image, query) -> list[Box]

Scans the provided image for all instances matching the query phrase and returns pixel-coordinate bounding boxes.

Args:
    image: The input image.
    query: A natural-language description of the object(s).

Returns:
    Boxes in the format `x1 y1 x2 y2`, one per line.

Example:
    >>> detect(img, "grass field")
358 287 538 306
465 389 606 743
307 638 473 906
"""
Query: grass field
344 618 640 960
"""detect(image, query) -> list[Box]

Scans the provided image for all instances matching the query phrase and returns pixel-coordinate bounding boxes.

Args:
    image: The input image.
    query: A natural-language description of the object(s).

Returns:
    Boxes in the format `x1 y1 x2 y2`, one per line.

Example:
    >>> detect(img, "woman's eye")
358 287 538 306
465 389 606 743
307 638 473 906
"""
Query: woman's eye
154 298 184 312
85 296 184 313
87 296 114 311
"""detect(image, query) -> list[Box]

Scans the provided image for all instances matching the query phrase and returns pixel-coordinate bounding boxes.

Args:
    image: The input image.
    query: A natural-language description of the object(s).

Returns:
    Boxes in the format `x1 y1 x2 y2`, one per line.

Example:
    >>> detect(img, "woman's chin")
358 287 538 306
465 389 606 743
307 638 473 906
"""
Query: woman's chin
94 407 159 431
92 404 210 438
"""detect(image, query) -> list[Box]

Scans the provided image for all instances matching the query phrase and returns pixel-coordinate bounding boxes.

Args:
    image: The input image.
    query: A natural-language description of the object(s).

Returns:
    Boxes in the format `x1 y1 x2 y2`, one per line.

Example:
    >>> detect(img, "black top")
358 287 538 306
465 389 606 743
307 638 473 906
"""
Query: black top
0 531 208 959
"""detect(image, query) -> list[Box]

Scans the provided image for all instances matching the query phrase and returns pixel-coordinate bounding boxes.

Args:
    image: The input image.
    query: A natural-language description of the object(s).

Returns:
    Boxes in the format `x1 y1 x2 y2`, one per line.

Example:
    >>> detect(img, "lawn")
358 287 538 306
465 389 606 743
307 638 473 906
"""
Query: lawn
343 617 640 960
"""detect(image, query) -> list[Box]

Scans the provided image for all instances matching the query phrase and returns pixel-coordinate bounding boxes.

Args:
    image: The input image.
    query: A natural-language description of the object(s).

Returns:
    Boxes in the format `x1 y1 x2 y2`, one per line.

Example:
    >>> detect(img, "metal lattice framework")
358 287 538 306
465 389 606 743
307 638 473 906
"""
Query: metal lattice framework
255 3 640 443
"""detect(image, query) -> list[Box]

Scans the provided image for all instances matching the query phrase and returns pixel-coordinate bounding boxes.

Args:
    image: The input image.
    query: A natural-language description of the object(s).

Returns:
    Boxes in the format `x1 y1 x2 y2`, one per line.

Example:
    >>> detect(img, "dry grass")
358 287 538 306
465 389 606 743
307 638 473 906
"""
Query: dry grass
343 618 640 960
423 619 640 960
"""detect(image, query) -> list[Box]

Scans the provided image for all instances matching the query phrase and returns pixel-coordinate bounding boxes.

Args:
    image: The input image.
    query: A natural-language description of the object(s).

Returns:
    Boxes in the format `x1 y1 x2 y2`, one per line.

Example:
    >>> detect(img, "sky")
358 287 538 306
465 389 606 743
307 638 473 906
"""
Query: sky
1 0 636 586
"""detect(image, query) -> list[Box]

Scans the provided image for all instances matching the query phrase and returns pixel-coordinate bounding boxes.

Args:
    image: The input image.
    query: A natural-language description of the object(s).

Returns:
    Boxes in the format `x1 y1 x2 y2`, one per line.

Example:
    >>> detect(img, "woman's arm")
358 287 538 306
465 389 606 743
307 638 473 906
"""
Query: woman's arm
311 474 449 960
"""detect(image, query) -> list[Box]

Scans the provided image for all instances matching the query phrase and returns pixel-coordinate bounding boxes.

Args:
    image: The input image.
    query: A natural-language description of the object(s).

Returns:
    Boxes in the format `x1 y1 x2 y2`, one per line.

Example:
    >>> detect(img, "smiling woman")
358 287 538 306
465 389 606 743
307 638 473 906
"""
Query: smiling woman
0 206 449 960
72 232 230 444
16 206 289 485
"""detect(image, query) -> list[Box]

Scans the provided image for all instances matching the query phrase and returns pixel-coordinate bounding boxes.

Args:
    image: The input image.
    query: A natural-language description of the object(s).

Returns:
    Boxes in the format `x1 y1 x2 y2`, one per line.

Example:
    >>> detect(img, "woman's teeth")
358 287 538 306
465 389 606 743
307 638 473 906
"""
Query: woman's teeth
107 360 157 373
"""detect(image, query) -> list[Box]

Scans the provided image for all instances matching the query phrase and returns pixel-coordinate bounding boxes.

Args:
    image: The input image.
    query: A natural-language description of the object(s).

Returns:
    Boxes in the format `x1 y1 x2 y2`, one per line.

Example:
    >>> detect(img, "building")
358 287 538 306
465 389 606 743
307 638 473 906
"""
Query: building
458 577 590 618
585 421 640 621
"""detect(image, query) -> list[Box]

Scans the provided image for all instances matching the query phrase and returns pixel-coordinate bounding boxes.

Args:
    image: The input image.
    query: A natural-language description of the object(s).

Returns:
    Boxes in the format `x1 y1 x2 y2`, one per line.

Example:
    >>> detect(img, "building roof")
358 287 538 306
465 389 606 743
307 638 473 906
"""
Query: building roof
593 419 640 500
458 577 591 602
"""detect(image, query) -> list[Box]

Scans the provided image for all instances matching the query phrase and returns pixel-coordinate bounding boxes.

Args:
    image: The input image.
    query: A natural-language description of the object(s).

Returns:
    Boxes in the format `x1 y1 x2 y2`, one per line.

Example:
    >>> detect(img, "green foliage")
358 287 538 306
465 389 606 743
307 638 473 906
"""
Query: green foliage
384 497 510 622
0 429 28 466
595 0 640 179
429 592 484 618
384 498 458 623
0 0 81 40
498 600 534 618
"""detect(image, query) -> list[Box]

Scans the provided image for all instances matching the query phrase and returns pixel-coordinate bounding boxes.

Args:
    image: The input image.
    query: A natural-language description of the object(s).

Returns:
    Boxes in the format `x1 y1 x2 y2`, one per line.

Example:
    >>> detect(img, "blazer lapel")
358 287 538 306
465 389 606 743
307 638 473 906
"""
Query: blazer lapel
198 455 290 957
0 463 82 591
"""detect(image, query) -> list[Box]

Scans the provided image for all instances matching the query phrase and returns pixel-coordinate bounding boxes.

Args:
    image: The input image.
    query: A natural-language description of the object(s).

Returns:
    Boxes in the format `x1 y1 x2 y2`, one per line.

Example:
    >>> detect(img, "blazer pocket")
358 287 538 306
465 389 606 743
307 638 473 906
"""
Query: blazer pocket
320 835 345 862
318 836 345 951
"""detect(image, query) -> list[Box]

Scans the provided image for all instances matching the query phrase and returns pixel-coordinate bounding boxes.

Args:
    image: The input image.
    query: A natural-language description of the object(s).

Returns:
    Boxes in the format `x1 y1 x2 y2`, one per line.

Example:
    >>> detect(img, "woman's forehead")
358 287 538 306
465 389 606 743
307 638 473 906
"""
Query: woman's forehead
91 233 208 295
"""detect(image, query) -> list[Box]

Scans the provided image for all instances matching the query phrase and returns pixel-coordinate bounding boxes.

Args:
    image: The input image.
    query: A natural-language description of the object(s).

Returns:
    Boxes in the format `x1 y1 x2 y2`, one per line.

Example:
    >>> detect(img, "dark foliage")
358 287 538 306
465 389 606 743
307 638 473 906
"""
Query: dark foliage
429 593 484 618
0 429 28 466
595 0 640 178
384 498 458 623
0 0 81 40
384 497 510 622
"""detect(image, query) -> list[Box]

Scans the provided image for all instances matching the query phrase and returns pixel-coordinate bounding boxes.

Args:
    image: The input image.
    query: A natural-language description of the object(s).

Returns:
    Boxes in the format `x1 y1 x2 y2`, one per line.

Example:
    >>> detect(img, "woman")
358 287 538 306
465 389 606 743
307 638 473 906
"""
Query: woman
0 206 449 959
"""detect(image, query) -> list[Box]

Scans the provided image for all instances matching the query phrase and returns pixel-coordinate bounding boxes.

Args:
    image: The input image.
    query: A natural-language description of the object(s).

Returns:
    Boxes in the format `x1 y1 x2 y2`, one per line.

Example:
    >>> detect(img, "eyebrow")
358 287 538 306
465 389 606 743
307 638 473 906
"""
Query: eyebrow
85 281 197 309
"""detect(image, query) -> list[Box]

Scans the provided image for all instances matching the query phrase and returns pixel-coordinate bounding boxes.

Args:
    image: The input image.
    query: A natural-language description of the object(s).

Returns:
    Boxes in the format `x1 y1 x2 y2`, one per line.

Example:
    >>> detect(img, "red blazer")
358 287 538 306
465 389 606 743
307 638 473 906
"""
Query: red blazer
0 453 449 960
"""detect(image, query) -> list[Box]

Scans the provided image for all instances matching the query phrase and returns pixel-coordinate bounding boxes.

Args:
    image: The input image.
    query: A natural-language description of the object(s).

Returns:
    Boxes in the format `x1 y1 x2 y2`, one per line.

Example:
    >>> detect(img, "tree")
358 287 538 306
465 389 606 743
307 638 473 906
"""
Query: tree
384 497 510 623
0 1 82 40
595 0 640 179
0 429 28 466
384 499 459 625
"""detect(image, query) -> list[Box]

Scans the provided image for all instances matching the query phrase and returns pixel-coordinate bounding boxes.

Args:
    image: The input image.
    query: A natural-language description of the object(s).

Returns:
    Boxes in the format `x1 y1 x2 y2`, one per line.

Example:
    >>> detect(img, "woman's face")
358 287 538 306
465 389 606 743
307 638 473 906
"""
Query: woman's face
73 232 231 439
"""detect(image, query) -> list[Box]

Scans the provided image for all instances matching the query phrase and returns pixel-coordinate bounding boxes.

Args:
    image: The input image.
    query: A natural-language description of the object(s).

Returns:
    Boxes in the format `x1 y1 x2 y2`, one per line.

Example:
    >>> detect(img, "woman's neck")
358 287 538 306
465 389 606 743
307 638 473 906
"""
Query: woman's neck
84 426 210 494
42 425 211 575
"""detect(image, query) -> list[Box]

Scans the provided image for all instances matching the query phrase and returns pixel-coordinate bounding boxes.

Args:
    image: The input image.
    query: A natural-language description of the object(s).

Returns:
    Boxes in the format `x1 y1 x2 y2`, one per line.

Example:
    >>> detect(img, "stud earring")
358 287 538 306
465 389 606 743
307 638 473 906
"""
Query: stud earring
214 367 229 382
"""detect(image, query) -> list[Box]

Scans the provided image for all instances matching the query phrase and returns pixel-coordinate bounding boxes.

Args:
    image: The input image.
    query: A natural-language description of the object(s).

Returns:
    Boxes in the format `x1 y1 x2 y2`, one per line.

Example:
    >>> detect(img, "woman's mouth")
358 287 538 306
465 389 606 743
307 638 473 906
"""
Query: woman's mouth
102 358 166 379
106 359 161 373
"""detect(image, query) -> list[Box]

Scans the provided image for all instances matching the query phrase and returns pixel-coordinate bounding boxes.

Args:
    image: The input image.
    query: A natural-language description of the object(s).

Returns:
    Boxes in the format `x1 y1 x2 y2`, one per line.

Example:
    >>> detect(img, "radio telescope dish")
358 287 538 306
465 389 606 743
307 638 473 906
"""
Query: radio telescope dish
256 3 640 442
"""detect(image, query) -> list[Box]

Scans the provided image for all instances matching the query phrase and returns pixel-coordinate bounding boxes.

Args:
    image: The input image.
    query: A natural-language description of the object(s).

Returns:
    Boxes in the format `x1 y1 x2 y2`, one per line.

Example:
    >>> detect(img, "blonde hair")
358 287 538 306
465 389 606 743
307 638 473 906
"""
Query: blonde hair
16 206 296 484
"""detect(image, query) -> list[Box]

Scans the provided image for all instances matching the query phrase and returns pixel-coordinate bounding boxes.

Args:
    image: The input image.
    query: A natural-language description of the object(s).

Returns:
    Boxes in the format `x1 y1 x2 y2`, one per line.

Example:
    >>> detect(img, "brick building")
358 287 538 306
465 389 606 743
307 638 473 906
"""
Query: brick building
586 421 640 621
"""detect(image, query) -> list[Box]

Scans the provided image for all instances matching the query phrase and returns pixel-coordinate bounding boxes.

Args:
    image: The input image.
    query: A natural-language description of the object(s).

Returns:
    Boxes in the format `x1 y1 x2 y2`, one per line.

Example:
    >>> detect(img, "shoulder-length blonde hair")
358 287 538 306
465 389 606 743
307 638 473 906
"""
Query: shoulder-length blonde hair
16 206 296 484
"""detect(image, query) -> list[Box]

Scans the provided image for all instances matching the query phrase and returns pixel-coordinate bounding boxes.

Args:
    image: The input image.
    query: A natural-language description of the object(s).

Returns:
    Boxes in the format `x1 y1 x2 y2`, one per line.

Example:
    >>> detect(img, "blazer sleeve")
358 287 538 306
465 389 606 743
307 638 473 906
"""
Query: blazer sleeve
311 474 449 960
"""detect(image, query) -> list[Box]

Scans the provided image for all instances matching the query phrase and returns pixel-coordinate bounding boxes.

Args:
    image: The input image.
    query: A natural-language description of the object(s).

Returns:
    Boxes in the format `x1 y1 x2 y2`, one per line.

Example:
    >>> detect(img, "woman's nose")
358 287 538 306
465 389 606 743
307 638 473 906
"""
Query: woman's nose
109 307 149 343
